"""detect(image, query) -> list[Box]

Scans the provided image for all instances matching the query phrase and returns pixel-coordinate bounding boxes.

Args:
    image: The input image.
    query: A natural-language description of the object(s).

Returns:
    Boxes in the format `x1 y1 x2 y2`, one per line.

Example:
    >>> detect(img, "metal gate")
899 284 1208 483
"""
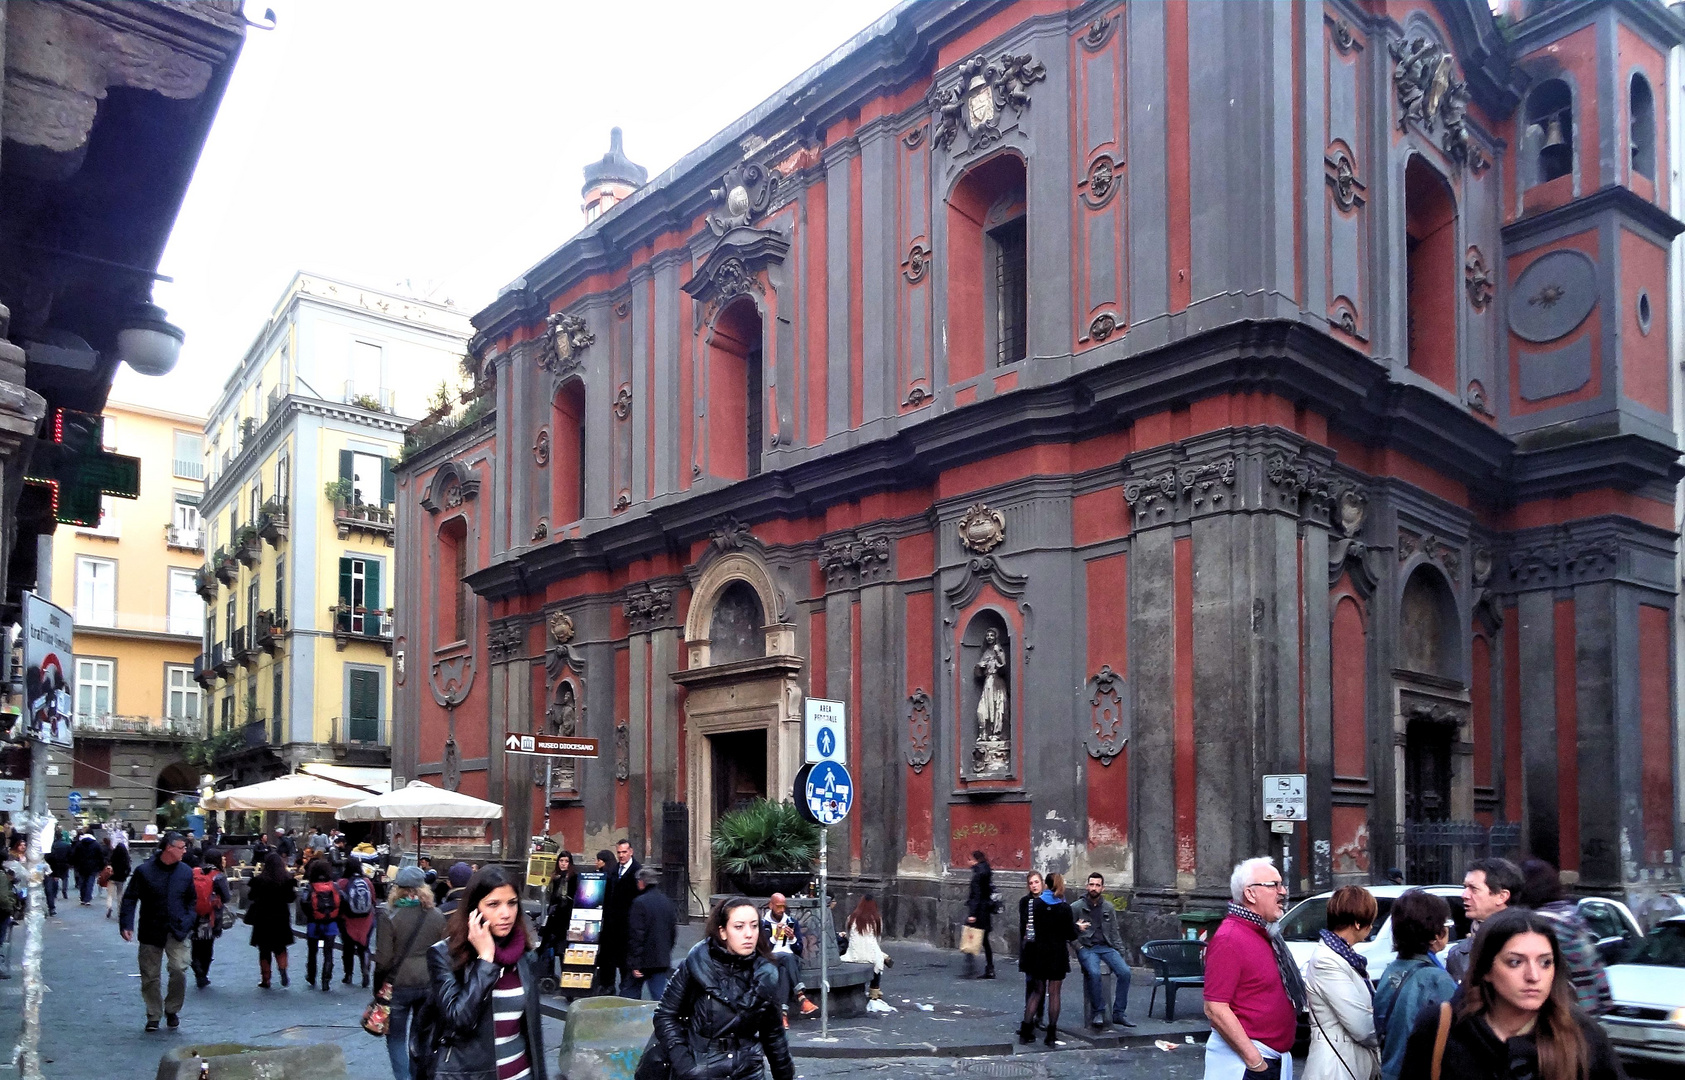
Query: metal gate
1397 821 1523 883
661 800 690 917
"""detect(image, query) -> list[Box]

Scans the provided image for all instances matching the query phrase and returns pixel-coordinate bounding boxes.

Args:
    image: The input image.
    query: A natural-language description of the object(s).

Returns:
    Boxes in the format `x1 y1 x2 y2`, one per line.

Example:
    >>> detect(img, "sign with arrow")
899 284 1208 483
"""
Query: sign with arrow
502 733 601 758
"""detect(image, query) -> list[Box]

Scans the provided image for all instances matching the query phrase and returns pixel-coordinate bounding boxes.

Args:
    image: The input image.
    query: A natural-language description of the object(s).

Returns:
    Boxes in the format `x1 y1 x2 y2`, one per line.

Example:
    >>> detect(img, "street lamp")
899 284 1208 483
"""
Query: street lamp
115 302 185 376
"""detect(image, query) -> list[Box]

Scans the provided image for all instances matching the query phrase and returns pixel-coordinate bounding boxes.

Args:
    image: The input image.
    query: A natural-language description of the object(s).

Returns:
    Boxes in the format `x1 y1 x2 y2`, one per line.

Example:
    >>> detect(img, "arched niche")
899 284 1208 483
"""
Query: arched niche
1403 154 1458 393
1398 563 1460 681
684 550 789 668
958 607 1014 780
703 296 764 481
551 378 586 524
945 150 1028 382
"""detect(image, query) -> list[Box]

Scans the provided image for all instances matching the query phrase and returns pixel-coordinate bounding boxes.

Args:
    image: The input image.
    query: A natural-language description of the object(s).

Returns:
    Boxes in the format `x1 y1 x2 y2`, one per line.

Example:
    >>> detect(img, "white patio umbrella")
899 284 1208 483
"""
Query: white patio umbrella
202 772 378 812
335 780 504 858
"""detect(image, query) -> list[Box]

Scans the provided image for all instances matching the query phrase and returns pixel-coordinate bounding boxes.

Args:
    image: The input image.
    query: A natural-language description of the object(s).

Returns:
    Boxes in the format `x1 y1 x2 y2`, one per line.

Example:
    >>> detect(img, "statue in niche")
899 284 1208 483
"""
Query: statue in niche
973 627 1011 775
547 681 578 794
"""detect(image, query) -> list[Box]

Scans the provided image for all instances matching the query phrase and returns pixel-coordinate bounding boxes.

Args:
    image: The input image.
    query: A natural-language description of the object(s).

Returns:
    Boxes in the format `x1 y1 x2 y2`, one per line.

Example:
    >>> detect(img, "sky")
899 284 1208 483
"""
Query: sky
110 0 901 415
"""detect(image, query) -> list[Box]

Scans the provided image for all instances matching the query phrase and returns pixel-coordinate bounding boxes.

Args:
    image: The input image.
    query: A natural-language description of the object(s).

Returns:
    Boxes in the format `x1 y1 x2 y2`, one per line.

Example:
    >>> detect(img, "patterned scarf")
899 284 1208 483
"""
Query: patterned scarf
1320 929 1375 1005
1228 903 1308 1012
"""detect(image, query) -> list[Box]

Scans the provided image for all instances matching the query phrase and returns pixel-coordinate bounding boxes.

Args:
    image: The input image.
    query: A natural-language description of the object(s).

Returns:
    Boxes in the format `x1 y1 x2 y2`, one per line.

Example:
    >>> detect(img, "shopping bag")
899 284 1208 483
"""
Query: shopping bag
959 926 984 955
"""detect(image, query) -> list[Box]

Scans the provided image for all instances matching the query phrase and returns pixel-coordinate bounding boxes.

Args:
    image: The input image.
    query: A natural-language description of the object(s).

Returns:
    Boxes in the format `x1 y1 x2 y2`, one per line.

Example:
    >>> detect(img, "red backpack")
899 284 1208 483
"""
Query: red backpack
309 880 341 922
192 869 219 917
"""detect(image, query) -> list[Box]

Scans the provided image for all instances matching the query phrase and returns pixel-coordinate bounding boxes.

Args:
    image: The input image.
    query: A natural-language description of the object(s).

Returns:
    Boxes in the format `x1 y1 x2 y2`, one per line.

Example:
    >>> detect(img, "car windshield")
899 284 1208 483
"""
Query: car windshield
1623 924 1685 967
1279 896 1395 942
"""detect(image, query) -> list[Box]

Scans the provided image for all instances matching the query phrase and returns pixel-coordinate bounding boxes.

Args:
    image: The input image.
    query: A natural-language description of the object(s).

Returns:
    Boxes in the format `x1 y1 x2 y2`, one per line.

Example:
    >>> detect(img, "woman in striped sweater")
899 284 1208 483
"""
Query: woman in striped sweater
421 866 548 1080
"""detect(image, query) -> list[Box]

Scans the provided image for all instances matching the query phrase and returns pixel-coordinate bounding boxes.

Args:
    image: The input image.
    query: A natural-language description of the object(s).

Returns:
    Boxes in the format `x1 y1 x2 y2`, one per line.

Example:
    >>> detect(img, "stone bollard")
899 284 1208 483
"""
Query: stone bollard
558 996 657 1080
154 1043 348 1080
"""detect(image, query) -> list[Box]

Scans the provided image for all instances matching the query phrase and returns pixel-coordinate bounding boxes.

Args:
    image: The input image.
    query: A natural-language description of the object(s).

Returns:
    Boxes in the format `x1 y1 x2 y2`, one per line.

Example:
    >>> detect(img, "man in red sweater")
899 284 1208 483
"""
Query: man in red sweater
1202 856 1306 1079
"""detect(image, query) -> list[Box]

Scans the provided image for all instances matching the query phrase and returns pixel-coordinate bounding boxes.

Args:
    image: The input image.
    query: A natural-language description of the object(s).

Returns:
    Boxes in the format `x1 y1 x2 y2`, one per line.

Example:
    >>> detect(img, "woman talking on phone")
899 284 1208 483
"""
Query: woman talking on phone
419 865 548 1080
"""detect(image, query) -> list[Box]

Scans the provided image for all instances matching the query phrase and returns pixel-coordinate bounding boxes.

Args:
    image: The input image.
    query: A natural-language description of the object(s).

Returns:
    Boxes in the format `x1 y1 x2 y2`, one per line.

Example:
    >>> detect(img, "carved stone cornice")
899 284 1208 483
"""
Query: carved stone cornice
1495 517 1674 594
622 585 674 633
1400 529 1462 580
818 533 892 588
682 226 789 327
486 619 526 663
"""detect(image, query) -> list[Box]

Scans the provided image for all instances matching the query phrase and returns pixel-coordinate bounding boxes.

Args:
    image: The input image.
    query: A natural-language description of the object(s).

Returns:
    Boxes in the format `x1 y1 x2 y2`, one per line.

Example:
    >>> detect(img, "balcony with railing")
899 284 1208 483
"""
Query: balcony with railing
255 608 286 652
257 495 289 544
343 383 395 413
195 563 219 602
75 713 206 741
235 525 263 568
332 499 395 544
193 653 216 689
232 624 258 667
330 716 385 746
213 546 239 585
173 457 204 481
165 524 204 553
331 604 393 654
211 641 235 678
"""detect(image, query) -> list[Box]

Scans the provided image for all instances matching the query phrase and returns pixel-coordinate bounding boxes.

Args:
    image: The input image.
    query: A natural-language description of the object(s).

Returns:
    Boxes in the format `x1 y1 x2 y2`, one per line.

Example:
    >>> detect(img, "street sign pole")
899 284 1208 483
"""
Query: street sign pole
818 825 828 1042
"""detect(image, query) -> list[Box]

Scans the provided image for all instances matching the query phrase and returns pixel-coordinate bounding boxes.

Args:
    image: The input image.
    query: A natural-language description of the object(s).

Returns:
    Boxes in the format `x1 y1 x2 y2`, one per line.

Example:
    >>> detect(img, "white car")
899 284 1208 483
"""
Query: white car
1602 915 1685 1067
1277 886 1644 980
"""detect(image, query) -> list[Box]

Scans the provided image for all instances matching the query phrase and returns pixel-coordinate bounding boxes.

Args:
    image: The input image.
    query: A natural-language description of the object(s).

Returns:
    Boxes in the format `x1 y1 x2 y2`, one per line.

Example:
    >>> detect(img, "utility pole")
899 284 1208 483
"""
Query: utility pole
19 730 49 1079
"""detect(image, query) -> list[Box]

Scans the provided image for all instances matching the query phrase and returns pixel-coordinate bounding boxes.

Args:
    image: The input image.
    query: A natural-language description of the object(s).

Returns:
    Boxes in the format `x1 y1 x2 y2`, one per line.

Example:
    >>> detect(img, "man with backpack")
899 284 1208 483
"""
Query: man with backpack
300 858 341 991
189 849 233 988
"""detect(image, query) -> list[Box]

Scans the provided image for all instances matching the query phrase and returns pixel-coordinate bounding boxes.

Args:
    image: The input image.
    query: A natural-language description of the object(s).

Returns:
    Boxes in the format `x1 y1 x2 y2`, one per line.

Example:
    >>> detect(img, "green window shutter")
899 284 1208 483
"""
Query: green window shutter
339 449 353 482
338 557 353 604
348 669 380 722
380 457 396 506
366 560 381 611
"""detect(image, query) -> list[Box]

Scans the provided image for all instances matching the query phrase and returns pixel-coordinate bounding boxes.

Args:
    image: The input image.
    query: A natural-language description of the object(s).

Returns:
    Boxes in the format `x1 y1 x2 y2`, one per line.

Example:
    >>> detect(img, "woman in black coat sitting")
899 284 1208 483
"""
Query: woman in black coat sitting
418 865 547 1080
1018 872 1078 1048
636 896 794 1080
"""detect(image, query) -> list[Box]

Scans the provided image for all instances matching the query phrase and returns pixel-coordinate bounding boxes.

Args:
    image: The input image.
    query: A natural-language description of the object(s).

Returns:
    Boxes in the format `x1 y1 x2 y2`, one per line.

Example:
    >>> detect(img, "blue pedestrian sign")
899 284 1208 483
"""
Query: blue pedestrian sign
816 728 836 759
803 760 853 826
67 790 81 814
804 697 846 764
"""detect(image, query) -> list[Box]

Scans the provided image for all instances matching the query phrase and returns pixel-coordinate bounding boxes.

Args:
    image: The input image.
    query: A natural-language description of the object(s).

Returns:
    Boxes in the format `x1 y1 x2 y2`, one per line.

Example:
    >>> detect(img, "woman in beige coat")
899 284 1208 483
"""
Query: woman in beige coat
1303 885 1382 1080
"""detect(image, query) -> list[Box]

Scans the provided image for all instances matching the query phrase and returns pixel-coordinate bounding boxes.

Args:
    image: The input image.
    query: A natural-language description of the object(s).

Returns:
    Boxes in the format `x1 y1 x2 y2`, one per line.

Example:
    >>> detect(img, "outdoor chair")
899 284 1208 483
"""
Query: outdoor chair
1140 938 1206 1022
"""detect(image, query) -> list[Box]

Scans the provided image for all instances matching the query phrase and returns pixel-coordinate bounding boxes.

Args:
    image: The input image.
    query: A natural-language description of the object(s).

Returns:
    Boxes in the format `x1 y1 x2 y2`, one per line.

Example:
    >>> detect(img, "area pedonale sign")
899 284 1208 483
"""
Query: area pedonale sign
501 733 601 758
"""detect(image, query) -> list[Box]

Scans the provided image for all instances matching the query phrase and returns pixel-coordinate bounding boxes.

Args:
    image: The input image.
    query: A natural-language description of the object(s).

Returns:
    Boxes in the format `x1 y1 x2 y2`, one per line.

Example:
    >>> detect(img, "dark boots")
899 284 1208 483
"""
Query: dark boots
1044 1024 1058 1047
1018 1020 1035 1044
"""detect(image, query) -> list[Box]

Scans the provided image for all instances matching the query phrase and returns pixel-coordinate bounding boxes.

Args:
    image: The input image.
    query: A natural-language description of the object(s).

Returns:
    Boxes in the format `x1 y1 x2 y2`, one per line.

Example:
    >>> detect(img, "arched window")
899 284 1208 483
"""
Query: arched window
553 380 585 523
1629 73 1655 181
708 580 764 664
438 516 468 644
1404 157 1458 392
1526 79 1574 185
1399 565 1458 680
946 154 1028 382
707 297 764 481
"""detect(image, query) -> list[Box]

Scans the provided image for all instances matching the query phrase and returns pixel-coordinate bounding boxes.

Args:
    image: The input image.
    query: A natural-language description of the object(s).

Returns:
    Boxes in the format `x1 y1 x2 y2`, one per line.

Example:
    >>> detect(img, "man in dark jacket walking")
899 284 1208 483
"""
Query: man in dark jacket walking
625 868 677 1000
44 832 71 912
596 839 640 995
119 832 197 1031
71 830 105 905
963 850 995 978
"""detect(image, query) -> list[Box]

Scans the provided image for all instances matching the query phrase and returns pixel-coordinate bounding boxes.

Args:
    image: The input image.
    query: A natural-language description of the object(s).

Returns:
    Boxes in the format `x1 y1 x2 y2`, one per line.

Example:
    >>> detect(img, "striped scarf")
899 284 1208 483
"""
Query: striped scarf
1227 903 1308 1012
1320 929 1375 1005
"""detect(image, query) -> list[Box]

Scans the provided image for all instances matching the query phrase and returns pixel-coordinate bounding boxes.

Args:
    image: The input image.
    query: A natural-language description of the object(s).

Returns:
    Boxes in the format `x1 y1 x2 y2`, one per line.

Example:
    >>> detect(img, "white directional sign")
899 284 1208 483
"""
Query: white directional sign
804 697 846 765
803 760 853 826
1262 774 1308 821
502 733 601 758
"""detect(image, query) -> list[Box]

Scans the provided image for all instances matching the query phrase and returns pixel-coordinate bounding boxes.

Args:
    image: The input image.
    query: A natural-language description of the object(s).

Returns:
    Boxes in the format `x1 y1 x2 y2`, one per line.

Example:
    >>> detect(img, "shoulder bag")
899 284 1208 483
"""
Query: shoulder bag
363 912 429 1037
1428 1002 1452 1080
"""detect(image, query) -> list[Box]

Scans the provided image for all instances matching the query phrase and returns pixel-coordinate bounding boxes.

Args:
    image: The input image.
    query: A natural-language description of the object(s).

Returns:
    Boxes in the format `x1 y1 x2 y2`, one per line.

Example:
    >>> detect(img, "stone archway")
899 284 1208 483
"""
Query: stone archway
673 550 802 908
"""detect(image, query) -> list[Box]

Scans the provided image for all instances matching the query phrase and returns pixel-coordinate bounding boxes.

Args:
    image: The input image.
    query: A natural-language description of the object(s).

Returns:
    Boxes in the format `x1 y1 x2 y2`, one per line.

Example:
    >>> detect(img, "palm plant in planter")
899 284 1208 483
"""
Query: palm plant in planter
710 798 819 897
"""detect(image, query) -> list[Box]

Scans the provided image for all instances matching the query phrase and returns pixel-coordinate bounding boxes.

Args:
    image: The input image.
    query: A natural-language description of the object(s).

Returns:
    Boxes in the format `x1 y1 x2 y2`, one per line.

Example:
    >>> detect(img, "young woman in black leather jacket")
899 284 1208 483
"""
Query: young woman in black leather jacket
636 896 794 1080
416 866 548 1080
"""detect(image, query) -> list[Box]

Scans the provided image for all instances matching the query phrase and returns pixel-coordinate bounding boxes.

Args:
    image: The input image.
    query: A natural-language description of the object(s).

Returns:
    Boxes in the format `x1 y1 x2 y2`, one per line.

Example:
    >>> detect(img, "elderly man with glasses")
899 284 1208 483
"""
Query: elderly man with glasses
1202 857 1307 1080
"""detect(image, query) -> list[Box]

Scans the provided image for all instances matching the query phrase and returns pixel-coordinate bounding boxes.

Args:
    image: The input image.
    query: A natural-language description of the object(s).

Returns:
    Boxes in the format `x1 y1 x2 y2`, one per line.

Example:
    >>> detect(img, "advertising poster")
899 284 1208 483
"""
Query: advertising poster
22 593 74 749
573 872 606 909
559 870 608 996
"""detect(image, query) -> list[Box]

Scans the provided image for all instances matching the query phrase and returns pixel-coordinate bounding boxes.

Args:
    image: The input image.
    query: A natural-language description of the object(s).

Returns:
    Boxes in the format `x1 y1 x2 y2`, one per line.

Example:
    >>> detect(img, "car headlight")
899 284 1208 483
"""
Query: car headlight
1671 1007 1685 1027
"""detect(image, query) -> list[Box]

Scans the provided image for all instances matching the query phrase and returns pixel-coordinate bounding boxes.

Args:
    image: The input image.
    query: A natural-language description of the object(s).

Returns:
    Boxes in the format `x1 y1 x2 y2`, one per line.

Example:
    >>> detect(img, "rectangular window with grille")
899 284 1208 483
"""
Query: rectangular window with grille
338 556 382 635
990 216 1028 366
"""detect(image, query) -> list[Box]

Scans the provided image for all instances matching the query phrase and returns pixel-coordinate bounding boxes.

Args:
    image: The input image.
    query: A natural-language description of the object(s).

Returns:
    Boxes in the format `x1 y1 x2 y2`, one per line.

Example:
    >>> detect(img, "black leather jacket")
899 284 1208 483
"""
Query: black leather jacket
417 940 549 1080
642 939 794 1080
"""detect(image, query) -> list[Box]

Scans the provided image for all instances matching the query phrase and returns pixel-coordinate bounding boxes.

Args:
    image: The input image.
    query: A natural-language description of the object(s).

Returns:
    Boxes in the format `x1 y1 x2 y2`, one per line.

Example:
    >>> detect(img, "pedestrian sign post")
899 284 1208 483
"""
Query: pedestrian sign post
804 698 846 764
792 758 853 1043
66 791 80 815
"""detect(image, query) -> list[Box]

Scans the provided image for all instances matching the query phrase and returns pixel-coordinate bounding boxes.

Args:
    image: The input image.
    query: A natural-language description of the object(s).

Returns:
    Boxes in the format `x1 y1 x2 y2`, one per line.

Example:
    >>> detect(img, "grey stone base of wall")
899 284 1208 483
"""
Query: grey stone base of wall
154 1043 347 1080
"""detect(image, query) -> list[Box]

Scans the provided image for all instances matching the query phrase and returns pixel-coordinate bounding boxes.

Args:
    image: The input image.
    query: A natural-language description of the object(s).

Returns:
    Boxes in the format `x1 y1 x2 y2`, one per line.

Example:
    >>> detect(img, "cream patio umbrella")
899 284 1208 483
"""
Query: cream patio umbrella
202 771 379 812
335 780 504 858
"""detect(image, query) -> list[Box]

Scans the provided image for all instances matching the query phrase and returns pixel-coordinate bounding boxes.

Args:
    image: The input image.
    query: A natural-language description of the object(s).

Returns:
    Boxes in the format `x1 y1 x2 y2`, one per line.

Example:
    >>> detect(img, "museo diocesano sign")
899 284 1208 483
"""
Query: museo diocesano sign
502 733 601 758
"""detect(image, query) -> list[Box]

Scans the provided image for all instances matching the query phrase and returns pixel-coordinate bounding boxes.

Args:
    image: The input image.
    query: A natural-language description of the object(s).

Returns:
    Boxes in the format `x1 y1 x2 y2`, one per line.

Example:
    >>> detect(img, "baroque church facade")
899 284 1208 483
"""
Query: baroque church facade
394 0 1683 941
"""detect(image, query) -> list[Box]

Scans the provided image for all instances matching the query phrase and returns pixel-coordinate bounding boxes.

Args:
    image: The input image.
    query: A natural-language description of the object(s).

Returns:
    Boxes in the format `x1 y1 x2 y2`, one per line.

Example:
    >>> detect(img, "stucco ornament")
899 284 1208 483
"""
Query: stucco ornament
539 311 593 375
547 610 575 646
1388 36 1487 171
708 162 780 235
973 628 1011 776
929 51 1046 153
906 688 933 773
1464 247 1494 311
1084 665 1129 766
957 503 1006 554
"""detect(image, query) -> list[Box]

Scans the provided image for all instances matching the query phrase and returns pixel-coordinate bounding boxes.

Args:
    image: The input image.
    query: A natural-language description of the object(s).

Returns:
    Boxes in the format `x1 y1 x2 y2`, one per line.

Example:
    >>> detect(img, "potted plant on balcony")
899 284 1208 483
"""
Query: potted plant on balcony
195 563 219 602
710 798 819 897
235 523 262 566
258 496 289 544
324 477 354 507
214 546 240 585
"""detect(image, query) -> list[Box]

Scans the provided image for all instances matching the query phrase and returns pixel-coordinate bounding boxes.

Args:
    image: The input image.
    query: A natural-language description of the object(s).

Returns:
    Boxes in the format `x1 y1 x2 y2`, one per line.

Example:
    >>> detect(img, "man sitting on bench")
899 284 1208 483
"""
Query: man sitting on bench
763 893 817 1026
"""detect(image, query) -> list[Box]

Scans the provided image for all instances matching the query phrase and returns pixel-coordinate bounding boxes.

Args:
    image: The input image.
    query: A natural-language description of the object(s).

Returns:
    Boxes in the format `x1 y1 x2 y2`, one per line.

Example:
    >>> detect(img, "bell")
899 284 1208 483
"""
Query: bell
1541 114 1568 151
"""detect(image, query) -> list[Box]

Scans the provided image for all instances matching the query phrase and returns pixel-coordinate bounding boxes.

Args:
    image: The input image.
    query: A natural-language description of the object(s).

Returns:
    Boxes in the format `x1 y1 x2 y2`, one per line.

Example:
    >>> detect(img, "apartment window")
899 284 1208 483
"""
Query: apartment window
338 556 382 634
225 597 236 643
166 665 201 721
991 216 1028 366
347 668 381 742
276 455 289 501
173 432 204 480
173 493 202 532
73 743 110 789
74 657 114 720
271 658 285 737
275 556 286 622
245 671 257 722
75 556 116 627
219 694 232 733
339 450 393 507
76 495 122 539
167 568 204 636
347 341 384 402
1630 73 1656 181
249 481 262 524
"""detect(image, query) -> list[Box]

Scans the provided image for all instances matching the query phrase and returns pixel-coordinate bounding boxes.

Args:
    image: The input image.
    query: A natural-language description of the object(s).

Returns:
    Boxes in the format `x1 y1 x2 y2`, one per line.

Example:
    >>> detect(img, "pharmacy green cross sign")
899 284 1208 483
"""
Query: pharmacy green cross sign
23 408 141 528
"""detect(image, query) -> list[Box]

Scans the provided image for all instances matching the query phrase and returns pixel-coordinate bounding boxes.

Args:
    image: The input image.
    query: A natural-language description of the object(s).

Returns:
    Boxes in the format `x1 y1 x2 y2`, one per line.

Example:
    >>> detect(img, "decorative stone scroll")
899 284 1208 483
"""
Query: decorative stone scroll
614 720 630 782
957 503 1006 554
1388 36 1488 172
538 311 593 377
906 688 933 773
420 460 480 514
1465 247 1494 312
929 51 1046 154
1083 665 1129 766
622 586 674 633
707 162 780 235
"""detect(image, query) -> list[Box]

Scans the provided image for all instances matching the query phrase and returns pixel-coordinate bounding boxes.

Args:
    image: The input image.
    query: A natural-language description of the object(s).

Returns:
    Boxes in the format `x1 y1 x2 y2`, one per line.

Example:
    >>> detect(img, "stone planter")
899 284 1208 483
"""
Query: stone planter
155 1043 346 1080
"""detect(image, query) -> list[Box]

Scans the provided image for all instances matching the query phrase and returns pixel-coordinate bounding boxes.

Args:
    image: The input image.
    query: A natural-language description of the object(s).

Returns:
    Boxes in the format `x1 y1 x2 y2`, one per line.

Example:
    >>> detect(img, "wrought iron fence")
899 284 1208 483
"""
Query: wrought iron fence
1397 820 1523 884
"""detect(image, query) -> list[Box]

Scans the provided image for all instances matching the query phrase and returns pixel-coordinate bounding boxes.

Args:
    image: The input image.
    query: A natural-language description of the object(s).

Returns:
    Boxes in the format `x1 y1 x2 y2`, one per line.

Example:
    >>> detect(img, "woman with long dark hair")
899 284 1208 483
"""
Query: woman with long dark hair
636 896 793 1080
416 865 547 1080
537 851 577 980
839 895 893 1013
1399 907 1625 1080
245 852 296 988
1018 872 1078 1048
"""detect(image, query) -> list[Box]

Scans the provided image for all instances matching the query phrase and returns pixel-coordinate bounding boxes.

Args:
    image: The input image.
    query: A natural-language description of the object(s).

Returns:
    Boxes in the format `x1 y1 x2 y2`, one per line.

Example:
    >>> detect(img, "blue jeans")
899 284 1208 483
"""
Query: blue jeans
625 968 671 1001
1076 945 1131 1022
386 984 428 1080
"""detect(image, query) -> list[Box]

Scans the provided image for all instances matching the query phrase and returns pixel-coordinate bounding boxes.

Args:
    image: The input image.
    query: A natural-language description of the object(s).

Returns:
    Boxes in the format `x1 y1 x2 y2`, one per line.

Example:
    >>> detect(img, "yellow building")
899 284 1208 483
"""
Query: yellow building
196 272 471 798
44 399 208 826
